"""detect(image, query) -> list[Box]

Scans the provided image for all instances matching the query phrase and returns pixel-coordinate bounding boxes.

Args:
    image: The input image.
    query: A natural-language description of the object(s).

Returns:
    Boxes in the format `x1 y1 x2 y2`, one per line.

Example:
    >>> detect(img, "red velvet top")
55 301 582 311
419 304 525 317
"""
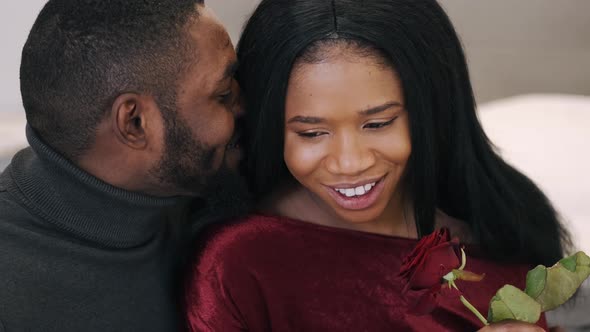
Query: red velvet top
185 214 547 331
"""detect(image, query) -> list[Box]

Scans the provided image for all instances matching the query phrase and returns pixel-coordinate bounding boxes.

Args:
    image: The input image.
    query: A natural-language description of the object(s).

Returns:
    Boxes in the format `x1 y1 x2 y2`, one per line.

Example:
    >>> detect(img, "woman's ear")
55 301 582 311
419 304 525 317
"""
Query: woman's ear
110 93 158 149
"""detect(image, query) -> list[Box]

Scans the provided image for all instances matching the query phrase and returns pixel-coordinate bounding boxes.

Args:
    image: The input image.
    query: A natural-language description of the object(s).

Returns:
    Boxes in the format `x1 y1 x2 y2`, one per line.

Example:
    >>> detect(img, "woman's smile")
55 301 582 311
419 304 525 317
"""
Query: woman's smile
323 175 387 210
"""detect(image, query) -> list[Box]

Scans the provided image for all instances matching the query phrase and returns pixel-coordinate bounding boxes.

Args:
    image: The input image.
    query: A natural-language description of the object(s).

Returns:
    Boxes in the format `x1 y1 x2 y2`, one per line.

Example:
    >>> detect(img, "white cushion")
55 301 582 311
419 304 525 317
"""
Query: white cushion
478 94 590 329
479 94 590 253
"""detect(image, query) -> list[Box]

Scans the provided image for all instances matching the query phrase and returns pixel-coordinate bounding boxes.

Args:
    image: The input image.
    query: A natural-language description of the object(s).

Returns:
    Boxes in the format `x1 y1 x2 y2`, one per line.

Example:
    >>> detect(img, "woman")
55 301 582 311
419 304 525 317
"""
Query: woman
184 0 569 330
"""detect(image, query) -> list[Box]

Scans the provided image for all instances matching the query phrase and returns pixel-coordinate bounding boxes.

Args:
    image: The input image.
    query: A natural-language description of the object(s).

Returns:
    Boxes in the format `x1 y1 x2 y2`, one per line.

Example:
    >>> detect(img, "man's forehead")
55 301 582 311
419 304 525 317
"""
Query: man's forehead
180 5 236 86
190 5 232 48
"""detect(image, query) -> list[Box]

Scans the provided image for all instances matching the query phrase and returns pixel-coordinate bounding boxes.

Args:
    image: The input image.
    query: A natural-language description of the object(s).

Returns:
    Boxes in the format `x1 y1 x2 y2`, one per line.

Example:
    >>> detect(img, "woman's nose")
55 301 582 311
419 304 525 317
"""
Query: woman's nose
324 134 375 176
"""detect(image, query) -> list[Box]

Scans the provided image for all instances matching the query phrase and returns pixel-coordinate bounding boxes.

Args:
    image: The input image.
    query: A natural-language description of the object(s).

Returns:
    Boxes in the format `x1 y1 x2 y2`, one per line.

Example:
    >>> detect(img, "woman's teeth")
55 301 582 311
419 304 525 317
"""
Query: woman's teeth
334 182 376 197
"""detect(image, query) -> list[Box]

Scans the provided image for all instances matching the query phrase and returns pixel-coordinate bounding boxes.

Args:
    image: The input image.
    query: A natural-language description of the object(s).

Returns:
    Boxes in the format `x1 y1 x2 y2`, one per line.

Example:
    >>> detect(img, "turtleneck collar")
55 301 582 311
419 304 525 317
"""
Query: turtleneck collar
3 125 182 248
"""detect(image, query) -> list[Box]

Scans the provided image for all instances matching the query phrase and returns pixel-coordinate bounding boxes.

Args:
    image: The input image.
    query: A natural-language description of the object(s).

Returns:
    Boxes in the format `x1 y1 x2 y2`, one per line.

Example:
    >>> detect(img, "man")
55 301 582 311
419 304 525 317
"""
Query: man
0 0 242 331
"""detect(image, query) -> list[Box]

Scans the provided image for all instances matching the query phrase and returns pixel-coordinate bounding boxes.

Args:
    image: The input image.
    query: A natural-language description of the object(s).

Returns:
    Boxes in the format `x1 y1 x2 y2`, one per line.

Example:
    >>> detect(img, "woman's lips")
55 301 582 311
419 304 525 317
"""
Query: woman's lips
325 176 386 211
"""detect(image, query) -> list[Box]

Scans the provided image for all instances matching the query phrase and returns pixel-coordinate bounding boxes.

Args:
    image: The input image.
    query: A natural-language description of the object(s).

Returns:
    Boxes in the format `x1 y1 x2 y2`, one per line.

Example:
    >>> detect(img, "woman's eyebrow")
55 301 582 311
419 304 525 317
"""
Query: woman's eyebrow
287 101 403 124
287 115 324 124
358 101 403 116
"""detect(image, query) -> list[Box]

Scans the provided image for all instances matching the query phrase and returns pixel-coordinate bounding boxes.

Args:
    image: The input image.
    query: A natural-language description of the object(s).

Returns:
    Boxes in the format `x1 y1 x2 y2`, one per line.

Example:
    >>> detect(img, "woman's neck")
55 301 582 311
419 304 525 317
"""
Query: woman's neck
260 182 474 241
260 182 418 238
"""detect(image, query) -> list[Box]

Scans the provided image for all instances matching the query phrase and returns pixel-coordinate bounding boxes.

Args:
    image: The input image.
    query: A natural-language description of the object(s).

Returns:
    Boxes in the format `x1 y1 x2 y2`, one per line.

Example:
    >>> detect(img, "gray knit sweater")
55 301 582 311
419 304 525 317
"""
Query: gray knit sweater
0 126 185 331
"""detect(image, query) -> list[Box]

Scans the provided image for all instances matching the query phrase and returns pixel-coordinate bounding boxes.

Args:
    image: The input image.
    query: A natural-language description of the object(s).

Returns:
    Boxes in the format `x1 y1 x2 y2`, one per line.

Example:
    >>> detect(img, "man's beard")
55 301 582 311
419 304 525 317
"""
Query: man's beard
151 108 251 217
150 110 216 195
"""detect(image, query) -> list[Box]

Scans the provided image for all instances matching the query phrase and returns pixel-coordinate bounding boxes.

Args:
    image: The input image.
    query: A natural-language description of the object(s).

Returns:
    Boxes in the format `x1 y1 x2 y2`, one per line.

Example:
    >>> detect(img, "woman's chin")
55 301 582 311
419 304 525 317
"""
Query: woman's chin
330 204 388 226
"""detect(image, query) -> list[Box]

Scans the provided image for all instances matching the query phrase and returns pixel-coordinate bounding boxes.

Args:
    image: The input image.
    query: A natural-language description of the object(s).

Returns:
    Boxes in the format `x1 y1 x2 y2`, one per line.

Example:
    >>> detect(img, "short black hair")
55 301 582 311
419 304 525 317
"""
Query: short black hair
237 0 569 266
20 0 204 160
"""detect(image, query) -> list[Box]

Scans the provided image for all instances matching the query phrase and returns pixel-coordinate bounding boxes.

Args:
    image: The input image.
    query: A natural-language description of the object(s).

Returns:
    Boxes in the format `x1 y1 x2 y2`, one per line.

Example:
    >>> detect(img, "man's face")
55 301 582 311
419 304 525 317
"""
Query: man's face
151 5 242 196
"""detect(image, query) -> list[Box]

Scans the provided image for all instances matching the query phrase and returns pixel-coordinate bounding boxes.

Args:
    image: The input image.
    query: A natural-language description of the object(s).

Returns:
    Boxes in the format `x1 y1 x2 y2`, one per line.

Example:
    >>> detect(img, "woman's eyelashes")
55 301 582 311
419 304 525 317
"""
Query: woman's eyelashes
297 131 328 138
295 116 399 139
363 116 398 129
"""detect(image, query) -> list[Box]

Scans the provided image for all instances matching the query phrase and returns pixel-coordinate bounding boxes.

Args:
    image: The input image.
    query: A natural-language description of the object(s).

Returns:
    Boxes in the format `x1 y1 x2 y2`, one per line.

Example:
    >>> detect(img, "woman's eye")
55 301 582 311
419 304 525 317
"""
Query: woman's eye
297 131 326 138
364 117 398 129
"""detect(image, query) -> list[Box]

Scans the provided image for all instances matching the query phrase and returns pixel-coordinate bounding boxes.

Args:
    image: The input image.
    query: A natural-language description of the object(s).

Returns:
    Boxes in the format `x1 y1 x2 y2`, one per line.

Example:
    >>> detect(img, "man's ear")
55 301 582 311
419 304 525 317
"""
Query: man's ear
111 93 157 149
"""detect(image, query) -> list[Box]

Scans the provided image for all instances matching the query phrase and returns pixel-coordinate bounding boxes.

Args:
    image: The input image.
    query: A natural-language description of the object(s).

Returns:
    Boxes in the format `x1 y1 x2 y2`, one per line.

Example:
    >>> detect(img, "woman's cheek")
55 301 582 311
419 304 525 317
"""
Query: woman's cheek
284 138 327 177
374 128 412 163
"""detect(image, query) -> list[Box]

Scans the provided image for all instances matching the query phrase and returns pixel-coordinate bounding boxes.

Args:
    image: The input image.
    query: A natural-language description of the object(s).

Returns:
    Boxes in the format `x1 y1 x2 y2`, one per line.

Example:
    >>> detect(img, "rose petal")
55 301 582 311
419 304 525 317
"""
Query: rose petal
407 242 461 289
409 286 441 315
400 229 452 277
400 229 451 274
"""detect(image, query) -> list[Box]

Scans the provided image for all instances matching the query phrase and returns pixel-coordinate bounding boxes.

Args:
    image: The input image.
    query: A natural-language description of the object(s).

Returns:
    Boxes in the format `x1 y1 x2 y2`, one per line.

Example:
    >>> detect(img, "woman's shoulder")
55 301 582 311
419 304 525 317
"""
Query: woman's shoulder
184 215 286 329
191 214 295 266
197 213 280 241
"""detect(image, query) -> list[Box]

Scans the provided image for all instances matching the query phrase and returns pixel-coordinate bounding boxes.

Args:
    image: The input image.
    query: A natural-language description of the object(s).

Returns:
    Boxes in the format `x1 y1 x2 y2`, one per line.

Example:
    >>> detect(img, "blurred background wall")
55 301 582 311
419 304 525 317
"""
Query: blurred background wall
1 0 588 113
208 0 590 103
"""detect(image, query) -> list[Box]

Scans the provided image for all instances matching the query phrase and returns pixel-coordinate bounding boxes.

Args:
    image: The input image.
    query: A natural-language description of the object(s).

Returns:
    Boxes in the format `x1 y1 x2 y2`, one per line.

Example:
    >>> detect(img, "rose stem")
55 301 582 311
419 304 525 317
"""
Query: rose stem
460 295 489 326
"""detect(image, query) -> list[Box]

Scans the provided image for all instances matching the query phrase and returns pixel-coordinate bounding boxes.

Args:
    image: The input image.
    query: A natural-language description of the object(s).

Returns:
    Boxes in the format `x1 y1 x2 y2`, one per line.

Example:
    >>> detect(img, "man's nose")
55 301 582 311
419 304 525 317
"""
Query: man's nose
232 84 245 117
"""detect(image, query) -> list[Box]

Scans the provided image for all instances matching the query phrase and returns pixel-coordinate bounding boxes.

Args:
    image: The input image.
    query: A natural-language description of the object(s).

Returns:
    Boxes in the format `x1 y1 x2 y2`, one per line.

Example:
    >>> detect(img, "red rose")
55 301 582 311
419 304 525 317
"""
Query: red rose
398 228 487 319
399 228 461 290
398 228 462 314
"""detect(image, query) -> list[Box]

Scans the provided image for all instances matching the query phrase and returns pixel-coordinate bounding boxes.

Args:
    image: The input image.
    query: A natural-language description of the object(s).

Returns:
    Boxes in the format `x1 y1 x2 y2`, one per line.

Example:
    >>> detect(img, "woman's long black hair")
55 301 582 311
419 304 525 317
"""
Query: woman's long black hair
236 0 569 266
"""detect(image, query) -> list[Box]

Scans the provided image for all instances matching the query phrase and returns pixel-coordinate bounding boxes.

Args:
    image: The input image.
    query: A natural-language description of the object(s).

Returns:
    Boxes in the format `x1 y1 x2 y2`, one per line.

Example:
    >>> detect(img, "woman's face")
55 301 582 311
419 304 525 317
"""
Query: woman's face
284 48 412 224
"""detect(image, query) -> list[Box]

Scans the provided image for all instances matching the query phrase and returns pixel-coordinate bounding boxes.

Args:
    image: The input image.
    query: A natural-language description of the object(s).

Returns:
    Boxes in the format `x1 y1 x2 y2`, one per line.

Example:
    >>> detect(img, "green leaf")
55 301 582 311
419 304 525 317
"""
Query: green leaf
488 285 541 324
524 266 547 299
559 255 577 272
577 251 590 266
525 251 590 311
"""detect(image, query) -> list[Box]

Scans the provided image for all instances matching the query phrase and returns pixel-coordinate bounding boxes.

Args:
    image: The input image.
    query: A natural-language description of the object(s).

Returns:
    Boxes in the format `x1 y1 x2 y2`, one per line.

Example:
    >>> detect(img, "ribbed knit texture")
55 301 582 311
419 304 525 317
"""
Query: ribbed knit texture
6 125 180 248
0 125 186 331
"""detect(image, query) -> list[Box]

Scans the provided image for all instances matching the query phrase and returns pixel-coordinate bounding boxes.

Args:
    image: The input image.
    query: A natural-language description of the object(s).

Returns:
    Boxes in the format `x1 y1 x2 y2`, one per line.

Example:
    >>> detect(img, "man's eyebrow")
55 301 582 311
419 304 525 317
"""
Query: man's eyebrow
216 60 239 86
359 101 403 116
